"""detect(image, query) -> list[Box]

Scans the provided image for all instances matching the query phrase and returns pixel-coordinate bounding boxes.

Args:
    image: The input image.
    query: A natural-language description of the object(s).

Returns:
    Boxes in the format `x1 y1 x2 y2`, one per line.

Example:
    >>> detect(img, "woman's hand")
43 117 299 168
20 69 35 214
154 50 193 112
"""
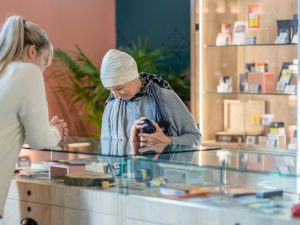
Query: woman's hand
139 121 172 144
49 115 65 126
129 117 147 142
56 123 68 146
130 141 168 160
129 141 168 155
49 116 68 145
130 118 172 144
138 142 168 154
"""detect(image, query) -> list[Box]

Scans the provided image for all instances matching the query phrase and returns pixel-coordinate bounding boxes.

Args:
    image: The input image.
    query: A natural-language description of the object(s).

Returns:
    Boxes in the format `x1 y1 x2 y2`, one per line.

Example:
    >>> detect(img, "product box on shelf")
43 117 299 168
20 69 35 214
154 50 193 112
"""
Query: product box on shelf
247 72 277 93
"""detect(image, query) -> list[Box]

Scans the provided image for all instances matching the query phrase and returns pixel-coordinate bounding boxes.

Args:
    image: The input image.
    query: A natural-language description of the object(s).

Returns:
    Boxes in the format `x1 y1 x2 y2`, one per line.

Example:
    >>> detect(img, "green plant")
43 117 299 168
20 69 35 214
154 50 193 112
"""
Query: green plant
163 73 190 104
120 38 167 74
121 39 191 105
50 45 109 135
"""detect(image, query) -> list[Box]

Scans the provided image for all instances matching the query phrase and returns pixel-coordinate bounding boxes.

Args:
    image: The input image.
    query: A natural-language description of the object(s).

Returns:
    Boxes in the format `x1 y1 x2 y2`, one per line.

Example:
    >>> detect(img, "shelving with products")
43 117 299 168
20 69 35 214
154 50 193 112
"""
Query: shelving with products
199 0 299 151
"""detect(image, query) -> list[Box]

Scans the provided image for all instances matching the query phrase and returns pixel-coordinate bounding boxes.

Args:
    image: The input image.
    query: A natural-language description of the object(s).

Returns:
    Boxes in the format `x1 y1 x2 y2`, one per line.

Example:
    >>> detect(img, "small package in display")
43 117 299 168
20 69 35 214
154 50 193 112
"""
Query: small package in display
275 19 293 44
135 168 153 182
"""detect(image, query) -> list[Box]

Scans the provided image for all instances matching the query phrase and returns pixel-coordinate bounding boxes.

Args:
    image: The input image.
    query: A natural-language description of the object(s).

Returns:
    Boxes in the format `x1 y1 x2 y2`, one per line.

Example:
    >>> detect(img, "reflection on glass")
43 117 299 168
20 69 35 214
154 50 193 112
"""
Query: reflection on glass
23 137 219 156
21 137 299 177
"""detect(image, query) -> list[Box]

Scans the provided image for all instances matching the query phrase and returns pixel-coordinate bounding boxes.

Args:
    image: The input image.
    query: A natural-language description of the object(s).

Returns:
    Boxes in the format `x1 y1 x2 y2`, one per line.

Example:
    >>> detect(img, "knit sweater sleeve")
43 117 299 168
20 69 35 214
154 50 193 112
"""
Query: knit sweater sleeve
17 63 61 149
161 89 201 146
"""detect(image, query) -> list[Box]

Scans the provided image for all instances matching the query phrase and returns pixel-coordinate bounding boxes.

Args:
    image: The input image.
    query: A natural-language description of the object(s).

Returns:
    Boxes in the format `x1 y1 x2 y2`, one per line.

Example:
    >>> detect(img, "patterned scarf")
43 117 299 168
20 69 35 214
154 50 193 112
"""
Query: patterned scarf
106 72 172 103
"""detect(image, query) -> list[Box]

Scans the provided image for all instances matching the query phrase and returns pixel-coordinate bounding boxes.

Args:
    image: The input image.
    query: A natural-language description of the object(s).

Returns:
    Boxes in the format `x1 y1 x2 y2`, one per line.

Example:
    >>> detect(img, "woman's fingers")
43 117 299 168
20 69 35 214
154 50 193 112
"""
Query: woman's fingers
139 133 154 142
139 130 171 144
63 128 69 135
130 124 140 142
136 124 144 129
49 117 67 130
49 115 58 124
138 146 152 152
56 119 65 124
134 120 145 126
151 120 162 132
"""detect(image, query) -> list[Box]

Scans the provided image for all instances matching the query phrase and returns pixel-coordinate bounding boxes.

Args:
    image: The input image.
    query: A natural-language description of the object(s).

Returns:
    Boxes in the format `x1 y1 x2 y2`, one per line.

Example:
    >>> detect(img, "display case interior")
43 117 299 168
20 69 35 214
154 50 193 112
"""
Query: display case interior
12 137 300 225
18 138 300 196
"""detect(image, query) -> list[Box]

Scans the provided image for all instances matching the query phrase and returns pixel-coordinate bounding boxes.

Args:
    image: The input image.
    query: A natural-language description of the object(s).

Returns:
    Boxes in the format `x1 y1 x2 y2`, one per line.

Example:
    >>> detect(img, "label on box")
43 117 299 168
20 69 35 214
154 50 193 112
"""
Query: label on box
270 122 284 128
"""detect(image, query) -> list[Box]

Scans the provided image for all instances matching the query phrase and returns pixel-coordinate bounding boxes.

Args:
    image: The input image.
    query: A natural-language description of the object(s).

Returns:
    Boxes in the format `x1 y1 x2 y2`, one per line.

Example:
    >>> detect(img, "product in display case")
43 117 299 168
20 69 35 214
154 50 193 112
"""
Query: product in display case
216 133 244 143
233 21 247 45
245 135 259 146
239 73 248 92
64 172 114 187
49 163 85 177
217 75 232 93
147 178 168 188
275 19 293 44
284 84 296 94
216 23 232 46
219 99 265 136
161 165 204 185
135 168 153 182
224 186 257 197
248 5 260 29
274 31 290 44
240 61 272 93
261 114 274 126
85 162 108 173
248 72 277 93
256 189 283 198
266 121 286 148
17 155 31 167
277 69 293 92
291 203 300 217
160 186 212 198
287 125 297 149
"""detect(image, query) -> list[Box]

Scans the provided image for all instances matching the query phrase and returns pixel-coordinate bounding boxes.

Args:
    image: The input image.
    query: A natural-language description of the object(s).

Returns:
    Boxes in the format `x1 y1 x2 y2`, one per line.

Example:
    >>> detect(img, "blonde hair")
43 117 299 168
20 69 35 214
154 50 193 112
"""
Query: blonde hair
0 15 50 73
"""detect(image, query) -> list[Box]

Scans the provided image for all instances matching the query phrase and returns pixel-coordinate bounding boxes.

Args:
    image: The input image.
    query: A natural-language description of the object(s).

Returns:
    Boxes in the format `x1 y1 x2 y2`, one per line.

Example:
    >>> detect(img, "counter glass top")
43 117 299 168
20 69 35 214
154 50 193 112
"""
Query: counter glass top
21 137 300 178
23 137 220 156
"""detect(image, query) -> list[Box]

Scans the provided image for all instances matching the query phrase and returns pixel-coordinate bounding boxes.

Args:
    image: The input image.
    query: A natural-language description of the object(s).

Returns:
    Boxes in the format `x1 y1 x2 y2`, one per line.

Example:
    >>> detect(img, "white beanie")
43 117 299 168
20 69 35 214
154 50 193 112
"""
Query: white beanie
100 49 139 87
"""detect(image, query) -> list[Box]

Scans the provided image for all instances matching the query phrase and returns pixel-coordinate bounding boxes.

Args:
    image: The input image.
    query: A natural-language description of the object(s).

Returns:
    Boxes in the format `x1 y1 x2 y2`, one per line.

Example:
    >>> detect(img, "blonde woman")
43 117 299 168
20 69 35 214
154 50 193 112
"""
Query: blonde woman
0 16 68 219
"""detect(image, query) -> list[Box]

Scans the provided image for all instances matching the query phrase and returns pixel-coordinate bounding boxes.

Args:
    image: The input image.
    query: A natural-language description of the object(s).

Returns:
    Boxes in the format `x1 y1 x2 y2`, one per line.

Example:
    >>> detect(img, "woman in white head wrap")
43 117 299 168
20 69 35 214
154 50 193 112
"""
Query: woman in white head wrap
100 49 201 146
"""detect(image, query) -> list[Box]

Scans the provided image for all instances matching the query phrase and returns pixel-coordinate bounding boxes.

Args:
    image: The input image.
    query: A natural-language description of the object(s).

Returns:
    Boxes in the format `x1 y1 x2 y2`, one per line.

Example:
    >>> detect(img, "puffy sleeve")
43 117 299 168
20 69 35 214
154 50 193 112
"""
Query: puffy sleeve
162 89 201 146
17 63 61 149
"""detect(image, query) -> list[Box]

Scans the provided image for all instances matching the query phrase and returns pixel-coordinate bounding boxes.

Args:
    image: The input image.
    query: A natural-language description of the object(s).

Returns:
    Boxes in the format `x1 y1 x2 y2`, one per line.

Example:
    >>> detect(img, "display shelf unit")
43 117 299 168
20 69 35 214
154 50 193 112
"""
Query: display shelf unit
198 0 300 151
204 91 297 96
203 139 297 153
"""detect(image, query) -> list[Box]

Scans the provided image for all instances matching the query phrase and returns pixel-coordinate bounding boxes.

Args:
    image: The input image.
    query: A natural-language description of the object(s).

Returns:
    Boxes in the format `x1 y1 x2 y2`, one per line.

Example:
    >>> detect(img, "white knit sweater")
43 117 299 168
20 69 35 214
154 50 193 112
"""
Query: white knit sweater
0 61 61 217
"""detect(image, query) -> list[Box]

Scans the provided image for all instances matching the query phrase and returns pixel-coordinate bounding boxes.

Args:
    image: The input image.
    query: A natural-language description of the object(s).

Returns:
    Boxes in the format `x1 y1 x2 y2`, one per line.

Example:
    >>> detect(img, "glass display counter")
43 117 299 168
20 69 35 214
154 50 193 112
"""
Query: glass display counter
6 137 300 225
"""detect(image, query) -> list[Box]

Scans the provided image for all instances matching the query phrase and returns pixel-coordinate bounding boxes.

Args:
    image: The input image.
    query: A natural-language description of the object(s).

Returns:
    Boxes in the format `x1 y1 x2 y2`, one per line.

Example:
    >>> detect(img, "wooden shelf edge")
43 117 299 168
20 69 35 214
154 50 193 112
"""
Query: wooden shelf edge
202 140 297 155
